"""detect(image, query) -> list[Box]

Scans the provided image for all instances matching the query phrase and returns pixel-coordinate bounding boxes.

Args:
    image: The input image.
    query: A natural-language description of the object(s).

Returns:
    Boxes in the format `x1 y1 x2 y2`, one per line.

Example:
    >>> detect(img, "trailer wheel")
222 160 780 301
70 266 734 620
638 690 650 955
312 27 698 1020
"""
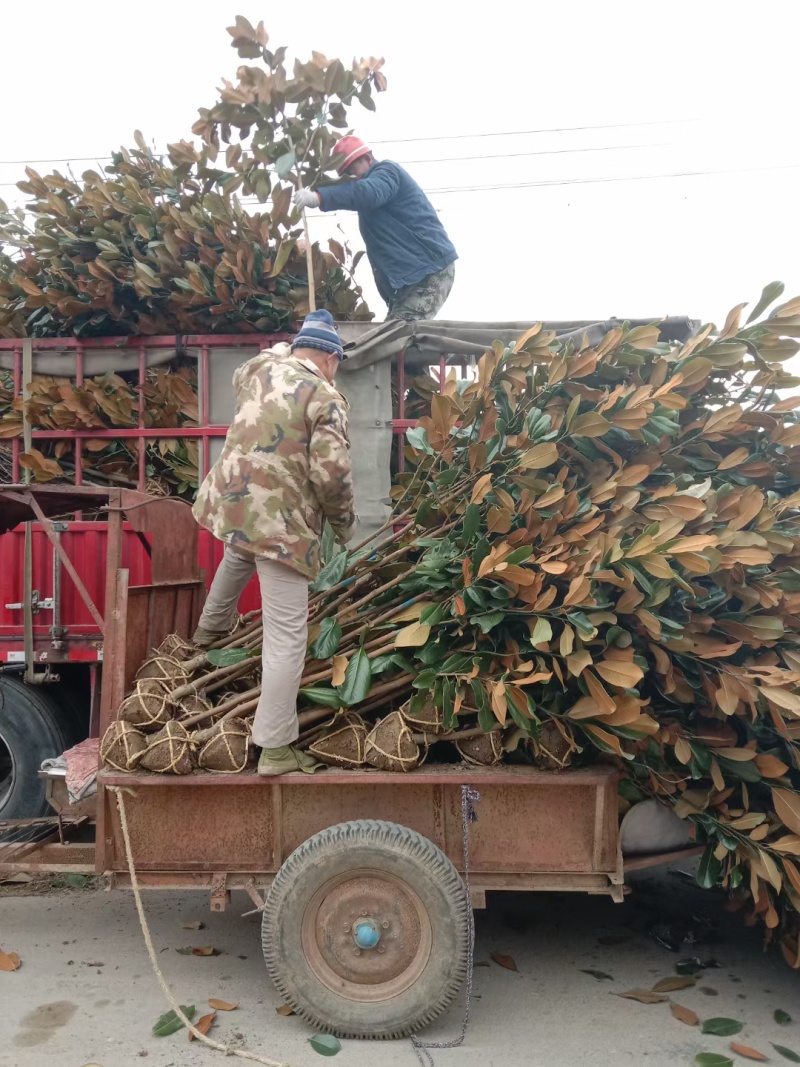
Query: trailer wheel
0 677 72 822
262 820 469 1039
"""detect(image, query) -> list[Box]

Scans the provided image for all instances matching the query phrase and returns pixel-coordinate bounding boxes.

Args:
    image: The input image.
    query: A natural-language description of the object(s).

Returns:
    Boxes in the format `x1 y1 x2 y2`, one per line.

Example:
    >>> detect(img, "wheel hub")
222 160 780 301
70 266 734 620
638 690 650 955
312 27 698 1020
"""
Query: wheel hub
301 868 432 1002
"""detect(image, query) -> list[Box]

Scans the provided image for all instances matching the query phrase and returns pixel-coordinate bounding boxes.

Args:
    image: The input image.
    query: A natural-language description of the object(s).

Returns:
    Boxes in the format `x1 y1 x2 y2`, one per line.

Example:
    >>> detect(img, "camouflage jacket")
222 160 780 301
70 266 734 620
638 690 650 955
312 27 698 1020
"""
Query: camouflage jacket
193 344 356 579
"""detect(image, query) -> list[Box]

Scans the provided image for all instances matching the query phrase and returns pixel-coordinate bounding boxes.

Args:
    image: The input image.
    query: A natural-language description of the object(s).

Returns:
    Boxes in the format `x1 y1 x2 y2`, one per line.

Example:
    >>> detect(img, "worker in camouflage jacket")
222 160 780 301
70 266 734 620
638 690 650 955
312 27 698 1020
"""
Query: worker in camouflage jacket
192 310 356 775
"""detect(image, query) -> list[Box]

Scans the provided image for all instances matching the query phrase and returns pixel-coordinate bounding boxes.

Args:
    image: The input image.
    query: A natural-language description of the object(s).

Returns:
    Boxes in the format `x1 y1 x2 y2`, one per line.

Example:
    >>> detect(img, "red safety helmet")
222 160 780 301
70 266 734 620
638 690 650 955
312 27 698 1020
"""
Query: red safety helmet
333 136 372 175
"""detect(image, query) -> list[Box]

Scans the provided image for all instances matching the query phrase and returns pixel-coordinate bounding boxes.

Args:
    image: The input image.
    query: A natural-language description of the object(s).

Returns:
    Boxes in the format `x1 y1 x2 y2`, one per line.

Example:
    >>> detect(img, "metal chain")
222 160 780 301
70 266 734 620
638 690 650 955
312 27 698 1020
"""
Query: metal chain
411 784 481 1067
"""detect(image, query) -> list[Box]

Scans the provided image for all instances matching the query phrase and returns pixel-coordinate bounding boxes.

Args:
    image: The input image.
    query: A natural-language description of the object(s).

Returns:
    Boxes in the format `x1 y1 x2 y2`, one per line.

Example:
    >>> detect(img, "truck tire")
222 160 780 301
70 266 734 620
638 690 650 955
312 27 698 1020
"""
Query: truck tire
262 820 469 1039
0 677 73 822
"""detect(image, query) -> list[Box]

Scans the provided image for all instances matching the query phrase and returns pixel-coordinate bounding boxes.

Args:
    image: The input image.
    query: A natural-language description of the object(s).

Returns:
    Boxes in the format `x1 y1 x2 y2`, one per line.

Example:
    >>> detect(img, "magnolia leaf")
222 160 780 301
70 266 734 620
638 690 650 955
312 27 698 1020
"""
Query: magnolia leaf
490 951 518 971
206 648 258 666
772 1045 800 1064
153 1006 195 1036
274 150 296 178
188 1012 216 1041
208 999 238 1011
615 989 668 1004
729 1044 768 1062
0 950 21 971
336 647 372 705
276 1004 296 1016
394 621 431 648
670 1003 699 1026
652 976 696 992
572 412 611 437
775 1009 793 1025
310 618 342 659
695 1056 733 1067
581 969 614 981
773 789 800 836
701 1018 744 1037
309 1034 343 1056
311 552 348 592
747 279 785 323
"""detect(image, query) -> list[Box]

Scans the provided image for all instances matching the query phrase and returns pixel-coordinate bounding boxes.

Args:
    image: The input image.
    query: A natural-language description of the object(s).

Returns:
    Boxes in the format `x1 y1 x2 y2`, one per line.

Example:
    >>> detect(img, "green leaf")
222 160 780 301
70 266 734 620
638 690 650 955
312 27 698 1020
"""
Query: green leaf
405 426 431 453
462 503 481 541
206 648 259 666
420 603 445 626
746 279 785 324
299 686 343 709
336 647 372 706
701 1018 743 1037
471 678 495 733
309 1034 342 1057
310 618 342 659
66 873 88 888
310 551 348 592
696 846 723 889
775 1010 793 1026
274 150 296 178
772 1046 800 1064
694 1056 733 1067
471 611 505 634
153 1006 195 1036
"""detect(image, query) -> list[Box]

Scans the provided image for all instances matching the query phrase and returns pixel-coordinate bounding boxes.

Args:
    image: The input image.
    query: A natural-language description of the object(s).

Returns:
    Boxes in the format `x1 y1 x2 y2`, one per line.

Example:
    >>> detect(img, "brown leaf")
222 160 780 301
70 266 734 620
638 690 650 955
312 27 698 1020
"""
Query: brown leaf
188 1011 216 1040
192 946 220 956
773 789 800 836
276 1004 296 1016
181 920 204 930
615 989 668 1004
394 622 431 649
652 976 697 992
670 1002 699 1026
208 999 238 1011
729 1042 768 1061
0 950 21 972
490 951 518 972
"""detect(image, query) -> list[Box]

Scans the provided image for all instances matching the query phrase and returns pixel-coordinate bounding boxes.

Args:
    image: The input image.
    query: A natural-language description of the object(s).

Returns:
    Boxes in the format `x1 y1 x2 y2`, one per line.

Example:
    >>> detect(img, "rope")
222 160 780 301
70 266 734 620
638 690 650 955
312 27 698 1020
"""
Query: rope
110 786 290 1067
411 785 481 1067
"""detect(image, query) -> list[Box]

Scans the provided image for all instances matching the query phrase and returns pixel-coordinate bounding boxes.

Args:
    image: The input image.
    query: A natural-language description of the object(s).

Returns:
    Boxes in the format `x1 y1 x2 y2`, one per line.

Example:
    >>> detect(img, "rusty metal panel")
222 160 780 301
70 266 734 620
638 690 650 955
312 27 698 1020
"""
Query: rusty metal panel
105 784 274 872
444 781 613 874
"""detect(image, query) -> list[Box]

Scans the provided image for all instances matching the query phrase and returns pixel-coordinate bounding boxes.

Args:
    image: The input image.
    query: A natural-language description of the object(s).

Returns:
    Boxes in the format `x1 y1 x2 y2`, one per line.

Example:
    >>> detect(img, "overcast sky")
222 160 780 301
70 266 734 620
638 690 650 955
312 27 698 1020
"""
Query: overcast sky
3 0 799 329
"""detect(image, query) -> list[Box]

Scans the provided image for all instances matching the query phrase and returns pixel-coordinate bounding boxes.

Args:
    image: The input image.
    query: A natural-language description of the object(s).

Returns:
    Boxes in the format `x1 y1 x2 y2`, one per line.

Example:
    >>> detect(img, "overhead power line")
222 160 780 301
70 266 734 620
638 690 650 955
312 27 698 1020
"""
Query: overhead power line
0 119 686 168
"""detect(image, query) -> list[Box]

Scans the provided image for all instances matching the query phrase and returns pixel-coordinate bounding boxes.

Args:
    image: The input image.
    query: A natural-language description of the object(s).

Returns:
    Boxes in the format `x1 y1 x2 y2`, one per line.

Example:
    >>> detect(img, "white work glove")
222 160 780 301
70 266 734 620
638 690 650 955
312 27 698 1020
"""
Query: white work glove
294 188 320 210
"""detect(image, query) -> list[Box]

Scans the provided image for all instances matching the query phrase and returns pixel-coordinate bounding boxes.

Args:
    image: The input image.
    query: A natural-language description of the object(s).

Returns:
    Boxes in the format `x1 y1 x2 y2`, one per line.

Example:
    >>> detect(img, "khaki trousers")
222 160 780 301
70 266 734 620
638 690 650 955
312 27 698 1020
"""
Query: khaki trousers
197 545 308 748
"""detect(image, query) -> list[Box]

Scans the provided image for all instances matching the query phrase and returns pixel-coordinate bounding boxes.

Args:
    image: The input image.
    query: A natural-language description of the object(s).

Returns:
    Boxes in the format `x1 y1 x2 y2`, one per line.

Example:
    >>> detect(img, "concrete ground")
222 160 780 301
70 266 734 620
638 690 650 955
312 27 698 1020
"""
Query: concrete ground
1 868 798 1067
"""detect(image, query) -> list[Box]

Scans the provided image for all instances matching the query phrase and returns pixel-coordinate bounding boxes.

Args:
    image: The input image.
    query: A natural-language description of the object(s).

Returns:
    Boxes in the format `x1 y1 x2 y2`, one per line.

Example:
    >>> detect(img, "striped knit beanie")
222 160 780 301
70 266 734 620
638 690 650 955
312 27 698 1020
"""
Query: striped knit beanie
291 309 345 361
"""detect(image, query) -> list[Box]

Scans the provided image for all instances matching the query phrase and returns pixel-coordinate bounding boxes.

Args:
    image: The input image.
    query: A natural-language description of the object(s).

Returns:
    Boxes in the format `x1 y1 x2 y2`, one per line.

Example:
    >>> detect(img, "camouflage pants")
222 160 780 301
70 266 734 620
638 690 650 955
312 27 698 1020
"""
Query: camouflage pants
386 262 455 322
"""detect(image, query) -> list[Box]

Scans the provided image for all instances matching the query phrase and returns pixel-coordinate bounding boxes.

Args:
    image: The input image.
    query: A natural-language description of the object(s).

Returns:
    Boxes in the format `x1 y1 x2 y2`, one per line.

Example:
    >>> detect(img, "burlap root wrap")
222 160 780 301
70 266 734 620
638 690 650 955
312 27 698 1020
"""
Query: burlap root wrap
154 633 196 662
402 694 444 735
456 731 504 766
309 714 368 768
100 721 147 771
138 720 194 774
135 654 190 685
118 679 173 732
170 690 212 718
196 718 252 773
364 711 421 772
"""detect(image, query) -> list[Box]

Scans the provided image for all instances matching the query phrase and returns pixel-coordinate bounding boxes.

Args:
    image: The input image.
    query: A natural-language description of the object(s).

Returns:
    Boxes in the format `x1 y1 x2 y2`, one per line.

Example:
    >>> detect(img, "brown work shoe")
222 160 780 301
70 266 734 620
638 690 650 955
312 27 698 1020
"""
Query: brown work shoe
191 625 230 650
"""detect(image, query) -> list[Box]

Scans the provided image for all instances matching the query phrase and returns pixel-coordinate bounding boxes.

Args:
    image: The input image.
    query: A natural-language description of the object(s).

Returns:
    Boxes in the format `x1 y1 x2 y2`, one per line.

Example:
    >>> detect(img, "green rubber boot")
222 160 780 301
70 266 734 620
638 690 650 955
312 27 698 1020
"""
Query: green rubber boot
257 745 323 776
191 625 230 650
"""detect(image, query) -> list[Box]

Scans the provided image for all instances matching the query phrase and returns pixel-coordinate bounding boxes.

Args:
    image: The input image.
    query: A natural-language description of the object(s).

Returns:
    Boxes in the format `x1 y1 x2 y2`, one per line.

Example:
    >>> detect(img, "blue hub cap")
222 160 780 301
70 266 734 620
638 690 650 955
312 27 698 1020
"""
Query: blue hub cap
353 919 381 950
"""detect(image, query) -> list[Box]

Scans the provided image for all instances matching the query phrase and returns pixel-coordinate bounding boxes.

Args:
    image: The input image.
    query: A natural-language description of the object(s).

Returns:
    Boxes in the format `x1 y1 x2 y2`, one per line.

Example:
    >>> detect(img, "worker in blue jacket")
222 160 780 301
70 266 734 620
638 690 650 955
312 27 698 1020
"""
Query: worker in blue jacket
293 136 457 321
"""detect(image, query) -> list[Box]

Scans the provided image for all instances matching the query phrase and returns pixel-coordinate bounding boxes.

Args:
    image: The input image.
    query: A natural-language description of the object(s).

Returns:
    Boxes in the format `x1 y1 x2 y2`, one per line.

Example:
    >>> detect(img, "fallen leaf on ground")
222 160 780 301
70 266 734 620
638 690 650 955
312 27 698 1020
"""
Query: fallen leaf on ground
615 989 668 1004
276 1005 295 1016
695 1055 733 1067
490 952 518 972
192 947 219 956
775 1009 792 1025
189 1011 216 1041
581 969 614 981
772 1045 800 1063
309 1034 342 1056
152 1005 195 1036
702 1018 744 1037
84 961 105 967
66 873 88 888
0 950 21 972
671 1003 699 1026
208 999 238 1011
181 920 204 930
653 976 697 992
730 1043 768 1062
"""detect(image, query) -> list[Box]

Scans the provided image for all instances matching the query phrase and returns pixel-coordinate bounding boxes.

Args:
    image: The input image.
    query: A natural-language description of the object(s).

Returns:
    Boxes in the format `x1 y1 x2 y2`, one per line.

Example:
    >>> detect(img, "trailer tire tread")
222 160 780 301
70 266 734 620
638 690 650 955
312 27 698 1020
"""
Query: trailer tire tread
262 819 469 1039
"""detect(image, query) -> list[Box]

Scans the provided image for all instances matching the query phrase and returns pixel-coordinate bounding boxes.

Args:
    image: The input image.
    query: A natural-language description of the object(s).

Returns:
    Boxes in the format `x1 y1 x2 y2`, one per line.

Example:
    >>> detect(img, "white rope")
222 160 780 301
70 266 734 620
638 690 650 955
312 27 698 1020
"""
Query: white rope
110 786 290 1067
